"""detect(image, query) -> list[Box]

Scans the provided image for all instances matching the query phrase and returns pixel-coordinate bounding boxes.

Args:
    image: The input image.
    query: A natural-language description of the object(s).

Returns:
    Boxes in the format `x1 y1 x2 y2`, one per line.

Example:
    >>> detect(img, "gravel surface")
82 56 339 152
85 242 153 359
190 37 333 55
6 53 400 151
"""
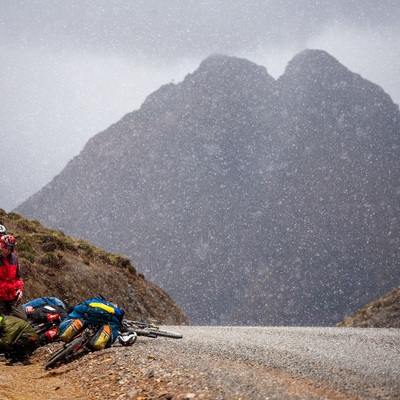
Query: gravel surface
3 326 398 399
160 326 400 399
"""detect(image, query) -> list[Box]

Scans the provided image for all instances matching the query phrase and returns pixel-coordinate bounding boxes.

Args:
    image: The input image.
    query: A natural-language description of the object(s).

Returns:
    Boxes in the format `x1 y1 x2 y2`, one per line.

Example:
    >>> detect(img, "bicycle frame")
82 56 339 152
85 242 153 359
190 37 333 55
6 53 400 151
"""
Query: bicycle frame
45 325 97 369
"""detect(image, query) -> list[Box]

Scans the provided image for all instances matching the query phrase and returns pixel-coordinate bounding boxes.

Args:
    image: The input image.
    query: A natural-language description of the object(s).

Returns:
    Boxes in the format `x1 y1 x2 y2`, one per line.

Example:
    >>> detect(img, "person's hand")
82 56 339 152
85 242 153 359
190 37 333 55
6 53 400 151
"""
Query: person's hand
15 290 23 302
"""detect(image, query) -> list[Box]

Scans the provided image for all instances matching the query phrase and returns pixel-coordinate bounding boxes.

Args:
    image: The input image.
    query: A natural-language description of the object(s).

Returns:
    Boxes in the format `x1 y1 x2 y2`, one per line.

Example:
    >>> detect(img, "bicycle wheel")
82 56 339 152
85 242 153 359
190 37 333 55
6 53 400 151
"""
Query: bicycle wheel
135 330 158 338
45 335 86 369
148 328 183 339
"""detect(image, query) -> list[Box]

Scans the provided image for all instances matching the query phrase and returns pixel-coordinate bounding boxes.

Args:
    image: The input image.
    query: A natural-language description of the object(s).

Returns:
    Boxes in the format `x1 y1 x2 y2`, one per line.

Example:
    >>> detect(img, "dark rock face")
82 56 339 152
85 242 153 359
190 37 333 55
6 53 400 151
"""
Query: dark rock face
16 50 400 326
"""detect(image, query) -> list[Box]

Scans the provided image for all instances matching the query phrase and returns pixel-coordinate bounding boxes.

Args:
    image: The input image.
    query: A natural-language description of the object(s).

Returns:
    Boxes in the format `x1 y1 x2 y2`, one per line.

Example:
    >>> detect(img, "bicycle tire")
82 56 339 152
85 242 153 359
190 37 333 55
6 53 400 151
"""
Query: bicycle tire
148 328 183 339
45 335 86 369
135 330 158 338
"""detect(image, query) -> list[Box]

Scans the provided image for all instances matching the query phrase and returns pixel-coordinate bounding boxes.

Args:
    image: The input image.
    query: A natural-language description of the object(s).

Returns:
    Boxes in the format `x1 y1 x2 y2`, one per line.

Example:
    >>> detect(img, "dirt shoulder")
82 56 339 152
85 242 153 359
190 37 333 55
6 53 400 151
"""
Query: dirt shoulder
0 347 86 400
0 338 358 400
1 340 229 400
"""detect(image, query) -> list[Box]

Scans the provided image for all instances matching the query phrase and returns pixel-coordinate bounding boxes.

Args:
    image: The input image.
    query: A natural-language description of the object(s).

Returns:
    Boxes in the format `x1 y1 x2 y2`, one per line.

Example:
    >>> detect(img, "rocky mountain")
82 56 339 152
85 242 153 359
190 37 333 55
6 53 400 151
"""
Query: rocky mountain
337 286 400 328
0 209 187 325
16 50 400 326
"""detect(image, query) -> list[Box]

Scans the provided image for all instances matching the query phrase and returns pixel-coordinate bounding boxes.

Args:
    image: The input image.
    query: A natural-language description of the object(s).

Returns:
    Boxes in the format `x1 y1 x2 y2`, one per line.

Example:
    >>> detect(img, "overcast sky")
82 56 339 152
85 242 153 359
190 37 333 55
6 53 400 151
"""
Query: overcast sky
1 1 399 212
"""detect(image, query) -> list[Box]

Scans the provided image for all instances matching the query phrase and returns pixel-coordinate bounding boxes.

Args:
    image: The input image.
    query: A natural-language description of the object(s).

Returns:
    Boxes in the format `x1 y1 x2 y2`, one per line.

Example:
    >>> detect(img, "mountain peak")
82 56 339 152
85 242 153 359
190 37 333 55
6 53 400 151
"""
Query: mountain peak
281 48 351 83
189 53 275 87
287 49 346 70
198 53 266 72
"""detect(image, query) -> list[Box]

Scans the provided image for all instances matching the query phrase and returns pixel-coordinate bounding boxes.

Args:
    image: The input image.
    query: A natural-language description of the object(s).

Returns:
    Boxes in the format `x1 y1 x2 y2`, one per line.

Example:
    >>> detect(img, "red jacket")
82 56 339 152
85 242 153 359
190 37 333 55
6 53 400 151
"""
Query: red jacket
0 253 24 301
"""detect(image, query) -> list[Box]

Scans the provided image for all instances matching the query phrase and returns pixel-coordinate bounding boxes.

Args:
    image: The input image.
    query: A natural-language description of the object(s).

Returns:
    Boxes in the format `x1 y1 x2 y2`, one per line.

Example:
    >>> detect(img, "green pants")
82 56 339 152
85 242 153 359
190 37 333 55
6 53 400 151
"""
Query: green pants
0 315 39 359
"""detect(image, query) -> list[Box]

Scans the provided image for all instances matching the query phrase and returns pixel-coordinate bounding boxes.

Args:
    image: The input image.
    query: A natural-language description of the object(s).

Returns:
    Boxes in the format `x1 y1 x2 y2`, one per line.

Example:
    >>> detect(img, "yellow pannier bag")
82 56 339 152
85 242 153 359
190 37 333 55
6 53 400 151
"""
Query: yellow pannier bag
89 324 112 350
58 318 84 343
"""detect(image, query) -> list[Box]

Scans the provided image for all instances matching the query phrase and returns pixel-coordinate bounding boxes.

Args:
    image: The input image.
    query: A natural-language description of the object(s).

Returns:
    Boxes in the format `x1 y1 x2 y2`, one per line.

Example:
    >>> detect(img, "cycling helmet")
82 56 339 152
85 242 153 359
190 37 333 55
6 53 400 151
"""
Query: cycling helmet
0 235 16 249
0 225 6 235
118 333 137 346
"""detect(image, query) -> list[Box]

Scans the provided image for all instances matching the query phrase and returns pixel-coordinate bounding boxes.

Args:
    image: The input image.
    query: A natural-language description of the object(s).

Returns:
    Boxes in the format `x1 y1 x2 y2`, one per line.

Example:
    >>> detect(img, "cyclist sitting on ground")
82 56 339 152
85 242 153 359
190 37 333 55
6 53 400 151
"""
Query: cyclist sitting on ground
0 315 39 365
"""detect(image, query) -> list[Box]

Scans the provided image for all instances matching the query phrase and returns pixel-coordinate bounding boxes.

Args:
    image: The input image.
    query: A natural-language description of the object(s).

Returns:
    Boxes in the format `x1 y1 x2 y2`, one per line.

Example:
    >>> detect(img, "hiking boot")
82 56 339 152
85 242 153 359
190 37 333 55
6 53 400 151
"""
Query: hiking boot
5 359 21 366
6 357 32 366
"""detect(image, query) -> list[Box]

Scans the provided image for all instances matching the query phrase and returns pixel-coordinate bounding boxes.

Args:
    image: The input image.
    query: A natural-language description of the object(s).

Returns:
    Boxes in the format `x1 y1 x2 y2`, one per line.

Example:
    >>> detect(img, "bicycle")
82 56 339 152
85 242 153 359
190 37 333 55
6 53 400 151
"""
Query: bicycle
26 311 65 345
31 320 60 344
120 319 183 339
44 324 99 369
45 320 183 369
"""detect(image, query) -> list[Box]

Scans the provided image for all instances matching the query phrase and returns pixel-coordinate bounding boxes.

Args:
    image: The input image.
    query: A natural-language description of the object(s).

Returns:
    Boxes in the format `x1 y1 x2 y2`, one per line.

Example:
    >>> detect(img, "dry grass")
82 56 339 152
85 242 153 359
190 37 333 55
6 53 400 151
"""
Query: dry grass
0 209 187 325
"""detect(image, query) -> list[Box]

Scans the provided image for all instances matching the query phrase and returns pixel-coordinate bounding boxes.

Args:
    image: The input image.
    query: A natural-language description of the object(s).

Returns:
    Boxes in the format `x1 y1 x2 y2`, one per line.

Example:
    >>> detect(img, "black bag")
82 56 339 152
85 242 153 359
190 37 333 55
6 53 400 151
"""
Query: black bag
31 305 68 324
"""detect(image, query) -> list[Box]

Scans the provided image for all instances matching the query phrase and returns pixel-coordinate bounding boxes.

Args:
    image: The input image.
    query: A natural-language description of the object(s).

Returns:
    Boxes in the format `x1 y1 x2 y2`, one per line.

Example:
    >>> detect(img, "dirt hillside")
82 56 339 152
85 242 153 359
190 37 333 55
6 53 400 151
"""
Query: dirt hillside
337 285 400 328
0 209 187 324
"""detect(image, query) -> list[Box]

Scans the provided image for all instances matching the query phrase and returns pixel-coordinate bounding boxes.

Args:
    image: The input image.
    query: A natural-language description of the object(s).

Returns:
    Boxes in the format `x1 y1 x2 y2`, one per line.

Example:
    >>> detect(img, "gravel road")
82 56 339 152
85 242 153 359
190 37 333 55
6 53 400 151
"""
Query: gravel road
12 326 398 399
151 326 400 399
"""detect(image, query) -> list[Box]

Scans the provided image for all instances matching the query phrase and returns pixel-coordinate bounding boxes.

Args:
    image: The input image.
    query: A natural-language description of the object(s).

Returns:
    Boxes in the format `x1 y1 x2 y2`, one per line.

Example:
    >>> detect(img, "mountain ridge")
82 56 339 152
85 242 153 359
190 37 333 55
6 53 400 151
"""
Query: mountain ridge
16 49 400 326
